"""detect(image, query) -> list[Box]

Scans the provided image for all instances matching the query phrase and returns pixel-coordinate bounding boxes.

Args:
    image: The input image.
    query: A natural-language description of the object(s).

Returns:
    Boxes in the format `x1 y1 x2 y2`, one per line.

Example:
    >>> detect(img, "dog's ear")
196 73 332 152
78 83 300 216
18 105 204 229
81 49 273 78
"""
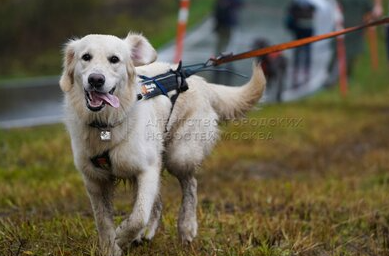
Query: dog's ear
125 33 157 66
59 40 77 92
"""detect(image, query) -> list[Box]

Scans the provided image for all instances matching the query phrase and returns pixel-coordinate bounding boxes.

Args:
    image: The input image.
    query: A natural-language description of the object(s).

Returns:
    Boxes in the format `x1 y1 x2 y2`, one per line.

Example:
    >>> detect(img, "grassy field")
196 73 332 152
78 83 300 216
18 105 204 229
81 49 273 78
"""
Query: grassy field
1 40 389 255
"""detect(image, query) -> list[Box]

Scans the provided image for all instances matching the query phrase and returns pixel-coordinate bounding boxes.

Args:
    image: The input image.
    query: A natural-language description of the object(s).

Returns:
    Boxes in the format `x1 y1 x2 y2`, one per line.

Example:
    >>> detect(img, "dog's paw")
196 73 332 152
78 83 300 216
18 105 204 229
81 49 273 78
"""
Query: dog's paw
178 218 198 244
115 225 146 249
115 228 130 249
144 214 160 241
132 226 147 244
112 245 123 256
125 222 158 245
100 242 122 256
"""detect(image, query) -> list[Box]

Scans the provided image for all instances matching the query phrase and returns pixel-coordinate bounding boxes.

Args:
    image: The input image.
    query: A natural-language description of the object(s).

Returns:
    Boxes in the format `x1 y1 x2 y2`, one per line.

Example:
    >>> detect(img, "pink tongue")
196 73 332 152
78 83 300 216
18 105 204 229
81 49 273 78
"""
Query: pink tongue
90 91 120 108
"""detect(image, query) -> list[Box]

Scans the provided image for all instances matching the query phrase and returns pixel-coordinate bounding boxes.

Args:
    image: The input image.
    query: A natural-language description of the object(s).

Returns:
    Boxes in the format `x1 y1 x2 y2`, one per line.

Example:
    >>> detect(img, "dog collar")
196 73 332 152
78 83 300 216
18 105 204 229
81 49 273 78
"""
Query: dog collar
89 119 125 129
88 119 124 141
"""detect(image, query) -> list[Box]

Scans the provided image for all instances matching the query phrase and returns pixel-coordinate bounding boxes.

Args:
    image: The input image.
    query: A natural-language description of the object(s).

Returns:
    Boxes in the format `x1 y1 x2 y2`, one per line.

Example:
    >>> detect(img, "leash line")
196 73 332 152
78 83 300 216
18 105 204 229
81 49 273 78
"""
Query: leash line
210 17 389 66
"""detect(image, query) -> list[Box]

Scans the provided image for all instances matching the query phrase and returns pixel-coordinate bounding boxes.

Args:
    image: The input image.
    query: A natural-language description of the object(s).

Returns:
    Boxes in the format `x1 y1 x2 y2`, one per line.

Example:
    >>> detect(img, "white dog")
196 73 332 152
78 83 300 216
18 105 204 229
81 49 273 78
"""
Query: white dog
59 32 265 255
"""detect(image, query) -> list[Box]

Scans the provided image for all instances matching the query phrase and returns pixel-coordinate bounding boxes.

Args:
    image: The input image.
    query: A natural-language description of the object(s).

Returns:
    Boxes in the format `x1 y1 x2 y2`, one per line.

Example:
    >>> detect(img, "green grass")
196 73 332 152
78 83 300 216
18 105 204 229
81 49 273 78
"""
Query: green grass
1 40 389 255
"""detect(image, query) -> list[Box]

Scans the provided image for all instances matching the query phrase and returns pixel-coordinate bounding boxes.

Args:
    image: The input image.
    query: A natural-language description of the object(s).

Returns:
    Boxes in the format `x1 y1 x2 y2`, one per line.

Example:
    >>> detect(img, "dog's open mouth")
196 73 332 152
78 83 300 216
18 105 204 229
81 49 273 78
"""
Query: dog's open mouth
85 88 120 112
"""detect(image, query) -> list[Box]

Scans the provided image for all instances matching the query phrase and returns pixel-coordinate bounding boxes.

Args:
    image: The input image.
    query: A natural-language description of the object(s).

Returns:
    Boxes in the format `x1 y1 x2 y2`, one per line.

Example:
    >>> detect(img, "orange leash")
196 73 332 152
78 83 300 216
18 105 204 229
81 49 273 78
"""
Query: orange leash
210 17 389 66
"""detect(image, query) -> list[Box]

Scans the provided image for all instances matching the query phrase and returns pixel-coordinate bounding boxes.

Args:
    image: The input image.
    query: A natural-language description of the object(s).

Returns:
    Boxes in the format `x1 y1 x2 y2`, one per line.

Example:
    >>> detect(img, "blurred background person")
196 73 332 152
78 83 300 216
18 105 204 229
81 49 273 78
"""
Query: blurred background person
314 0 344 86
338 0 382 76
383 1 389 66
213 0 243 56
285 0 316 89
253 38 287 102
213 0 243 83
371 0 383 18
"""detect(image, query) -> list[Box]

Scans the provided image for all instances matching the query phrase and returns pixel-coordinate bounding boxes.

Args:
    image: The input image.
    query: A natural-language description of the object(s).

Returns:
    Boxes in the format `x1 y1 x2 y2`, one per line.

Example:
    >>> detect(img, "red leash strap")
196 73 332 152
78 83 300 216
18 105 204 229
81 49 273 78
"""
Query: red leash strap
211 17 389 66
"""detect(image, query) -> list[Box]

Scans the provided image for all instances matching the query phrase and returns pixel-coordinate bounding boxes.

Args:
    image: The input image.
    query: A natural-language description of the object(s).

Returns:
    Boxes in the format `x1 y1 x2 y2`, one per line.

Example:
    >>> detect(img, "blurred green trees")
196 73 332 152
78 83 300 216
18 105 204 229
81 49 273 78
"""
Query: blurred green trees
0 0 212 78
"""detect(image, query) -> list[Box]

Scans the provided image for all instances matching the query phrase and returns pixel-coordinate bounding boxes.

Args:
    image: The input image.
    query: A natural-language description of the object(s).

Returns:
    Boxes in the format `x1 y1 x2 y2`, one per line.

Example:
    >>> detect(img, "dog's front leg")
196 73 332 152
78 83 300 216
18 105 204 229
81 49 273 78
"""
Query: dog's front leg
115 168 160 249
84 177 122 256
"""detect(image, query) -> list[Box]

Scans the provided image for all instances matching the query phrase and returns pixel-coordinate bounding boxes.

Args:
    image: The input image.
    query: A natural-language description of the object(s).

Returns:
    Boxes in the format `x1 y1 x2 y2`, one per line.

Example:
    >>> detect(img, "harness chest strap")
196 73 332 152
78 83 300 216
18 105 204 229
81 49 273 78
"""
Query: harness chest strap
90 151 111 171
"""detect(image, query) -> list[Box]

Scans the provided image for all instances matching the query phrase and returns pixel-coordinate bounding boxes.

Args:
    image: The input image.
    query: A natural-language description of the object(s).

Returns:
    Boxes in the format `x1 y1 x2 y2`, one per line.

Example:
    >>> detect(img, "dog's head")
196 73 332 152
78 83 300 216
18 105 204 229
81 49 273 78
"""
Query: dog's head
59 32 157 112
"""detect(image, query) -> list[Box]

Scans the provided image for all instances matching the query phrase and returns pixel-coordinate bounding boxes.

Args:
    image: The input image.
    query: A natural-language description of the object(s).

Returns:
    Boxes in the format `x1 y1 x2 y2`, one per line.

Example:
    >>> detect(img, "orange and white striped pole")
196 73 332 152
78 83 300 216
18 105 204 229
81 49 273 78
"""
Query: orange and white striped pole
174 0 190 63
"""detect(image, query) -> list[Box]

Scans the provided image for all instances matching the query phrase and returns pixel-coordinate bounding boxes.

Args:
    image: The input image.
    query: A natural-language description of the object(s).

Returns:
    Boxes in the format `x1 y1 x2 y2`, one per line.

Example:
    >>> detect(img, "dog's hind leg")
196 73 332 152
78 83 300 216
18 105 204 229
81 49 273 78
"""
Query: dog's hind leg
165 162 199 243
177 174 198 243
165 167 198 243
84 177 122 256
164 110 219 243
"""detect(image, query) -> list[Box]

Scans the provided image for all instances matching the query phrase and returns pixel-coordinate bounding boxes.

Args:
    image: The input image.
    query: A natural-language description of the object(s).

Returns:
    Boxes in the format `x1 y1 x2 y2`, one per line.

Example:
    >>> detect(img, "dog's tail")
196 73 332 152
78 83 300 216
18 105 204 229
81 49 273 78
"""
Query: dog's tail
206 63 266 121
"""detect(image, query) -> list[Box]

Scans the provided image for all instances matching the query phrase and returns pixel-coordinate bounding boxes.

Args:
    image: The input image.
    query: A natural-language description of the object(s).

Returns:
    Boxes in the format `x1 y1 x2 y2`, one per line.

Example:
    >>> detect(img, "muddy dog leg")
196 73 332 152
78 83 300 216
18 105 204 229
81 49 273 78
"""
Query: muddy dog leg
177 174 198 243
144 194 163 240
84 177 122 256
133 194 163 242
115 169 160 249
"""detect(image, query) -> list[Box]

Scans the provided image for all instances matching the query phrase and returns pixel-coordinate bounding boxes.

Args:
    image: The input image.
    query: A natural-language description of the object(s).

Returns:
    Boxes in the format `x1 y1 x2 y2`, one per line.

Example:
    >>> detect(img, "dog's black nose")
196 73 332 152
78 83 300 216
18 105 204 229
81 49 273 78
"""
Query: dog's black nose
88 73 105 89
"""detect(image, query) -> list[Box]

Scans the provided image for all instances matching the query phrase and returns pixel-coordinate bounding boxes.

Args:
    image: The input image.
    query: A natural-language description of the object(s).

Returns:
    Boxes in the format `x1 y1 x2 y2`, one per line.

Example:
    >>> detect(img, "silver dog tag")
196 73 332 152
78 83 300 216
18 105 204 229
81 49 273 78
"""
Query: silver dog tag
100 130 111 141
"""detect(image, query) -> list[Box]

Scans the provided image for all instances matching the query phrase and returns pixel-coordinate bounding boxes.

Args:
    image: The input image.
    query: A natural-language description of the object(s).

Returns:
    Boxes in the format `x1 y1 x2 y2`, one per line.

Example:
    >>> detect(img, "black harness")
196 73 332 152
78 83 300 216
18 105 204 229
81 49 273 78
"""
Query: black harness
137 62 189 104
91 151 112 171
90 62 190 170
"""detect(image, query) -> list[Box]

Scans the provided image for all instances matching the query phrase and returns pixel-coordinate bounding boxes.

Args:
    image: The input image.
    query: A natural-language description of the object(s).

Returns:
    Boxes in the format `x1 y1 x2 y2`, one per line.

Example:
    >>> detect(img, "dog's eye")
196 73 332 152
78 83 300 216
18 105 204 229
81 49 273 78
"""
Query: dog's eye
82 53 92 61
109 56 120 64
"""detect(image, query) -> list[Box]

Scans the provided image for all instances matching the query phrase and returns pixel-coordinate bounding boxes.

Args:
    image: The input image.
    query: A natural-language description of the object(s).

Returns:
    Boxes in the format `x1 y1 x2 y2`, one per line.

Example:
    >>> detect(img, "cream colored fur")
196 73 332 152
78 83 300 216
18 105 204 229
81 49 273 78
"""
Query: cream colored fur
60 32 266 256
